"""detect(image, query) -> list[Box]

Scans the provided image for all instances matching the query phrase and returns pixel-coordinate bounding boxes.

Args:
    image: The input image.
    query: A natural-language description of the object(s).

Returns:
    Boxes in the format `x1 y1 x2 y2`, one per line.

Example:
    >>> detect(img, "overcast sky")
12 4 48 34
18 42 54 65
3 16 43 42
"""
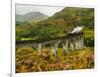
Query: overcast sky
16 4 65 16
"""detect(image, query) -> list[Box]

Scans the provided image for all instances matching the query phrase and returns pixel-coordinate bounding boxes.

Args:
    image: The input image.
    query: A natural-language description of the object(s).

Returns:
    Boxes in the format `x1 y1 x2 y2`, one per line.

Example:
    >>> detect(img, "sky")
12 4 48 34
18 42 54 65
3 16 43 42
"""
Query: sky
16 4 65 16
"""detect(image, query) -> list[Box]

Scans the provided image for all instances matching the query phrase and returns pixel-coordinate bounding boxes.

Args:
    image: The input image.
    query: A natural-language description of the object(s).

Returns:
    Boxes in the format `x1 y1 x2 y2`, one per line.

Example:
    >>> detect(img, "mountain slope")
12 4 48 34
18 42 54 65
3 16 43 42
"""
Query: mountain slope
51 7 94 28
16 7 94 41
16 12 48 22
36 7 94 31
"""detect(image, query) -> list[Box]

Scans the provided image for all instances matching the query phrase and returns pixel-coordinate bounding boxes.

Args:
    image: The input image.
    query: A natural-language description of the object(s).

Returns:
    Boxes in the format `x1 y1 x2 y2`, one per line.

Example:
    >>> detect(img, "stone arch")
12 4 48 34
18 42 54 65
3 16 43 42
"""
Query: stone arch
50 40 61 56
61 40 69 55
69 37 76 51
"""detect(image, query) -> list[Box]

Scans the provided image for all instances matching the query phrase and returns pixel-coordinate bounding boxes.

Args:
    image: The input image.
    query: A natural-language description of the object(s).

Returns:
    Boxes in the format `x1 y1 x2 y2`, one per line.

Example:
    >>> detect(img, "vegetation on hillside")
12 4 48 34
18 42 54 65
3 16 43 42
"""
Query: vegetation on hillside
16 7 94 47
16 47 94 73
16 7 94 73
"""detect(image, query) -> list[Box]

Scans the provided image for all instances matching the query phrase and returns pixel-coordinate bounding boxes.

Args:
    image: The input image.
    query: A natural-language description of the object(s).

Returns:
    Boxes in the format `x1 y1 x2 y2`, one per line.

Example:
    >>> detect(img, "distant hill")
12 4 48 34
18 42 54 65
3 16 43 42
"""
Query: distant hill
36 7 94 32
16 12 48 22
51 7 94 28
16 7 94 41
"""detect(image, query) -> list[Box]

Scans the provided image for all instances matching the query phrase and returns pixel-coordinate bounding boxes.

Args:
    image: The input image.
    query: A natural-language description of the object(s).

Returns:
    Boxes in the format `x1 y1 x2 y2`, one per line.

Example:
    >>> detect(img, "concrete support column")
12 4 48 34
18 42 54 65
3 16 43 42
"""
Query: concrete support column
70 43 74 51
75 36 84 50
51 41 61 56
38 43 42 53
73 38 77 50
81 36 84 49
75 36 81 50
62 40 68 54
75 37 79 50
69 39 74 51
78 36 81 49
77 36 84 50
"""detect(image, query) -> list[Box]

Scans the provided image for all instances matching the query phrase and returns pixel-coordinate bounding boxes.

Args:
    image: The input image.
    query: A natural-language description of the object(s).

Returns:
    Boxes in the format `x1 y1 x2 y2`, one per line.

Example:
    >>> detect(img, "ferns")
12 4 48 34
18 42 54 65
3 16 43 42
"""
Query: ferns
16 47 94 73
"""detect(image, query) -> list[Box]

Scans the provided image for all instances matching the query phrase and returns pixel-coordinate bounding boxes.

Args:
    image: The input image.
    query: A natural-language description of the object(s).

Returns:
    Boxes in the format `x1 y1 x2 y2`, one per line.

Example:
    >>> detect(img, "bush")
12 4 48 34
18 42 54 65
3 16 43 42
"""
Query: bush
84 37 94 47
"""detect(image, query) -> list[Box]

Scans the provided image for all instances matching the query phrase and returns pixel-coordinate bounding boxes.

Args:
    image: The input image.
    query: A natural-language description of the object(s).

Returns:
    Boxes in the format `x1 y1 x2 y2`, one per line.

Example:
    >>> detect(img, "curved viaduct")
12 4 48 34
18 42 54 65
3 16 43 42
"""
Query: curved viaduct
16 32 84 55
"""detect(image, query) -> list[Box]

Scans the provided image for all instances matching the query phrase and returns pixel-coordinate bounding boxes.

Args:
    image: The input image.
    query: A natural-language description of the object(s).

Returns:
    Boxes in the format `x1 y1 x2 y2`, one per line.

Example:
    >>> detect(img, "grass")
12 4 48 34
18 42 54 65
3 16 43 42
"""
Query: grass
16 47 94 73
84 29 94 38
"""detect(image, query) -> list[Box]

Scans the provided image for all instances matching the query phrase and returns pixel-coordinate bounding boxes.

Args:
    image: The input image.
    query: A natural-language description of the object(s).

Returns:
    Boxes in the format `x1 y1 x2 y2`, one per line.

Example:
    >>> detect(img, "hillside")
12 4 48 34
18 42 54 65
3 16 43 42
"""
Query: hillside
16 6 94 73
38 7 94 29
16 7 94 47
16 12 48 22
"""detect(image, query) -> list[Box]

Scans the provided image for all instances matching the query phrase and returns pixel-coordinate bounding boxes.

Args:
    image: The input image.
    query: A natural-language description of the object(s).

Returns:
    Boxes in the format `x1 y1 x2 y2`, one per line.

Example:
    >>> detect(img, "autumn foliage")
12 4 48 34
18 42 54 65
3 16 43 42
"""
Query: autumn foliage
16 47 94 73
